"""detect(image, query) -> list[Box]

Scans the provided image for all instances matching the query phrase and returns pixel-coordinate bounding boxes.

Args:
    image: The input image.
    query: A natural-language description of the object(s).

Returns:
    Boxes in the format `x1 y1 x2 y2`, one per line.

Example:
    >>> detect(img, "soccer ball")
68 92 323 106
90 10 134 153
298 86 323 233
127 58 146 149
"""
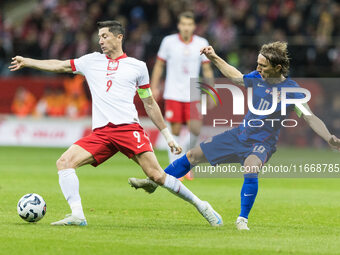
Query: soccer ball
17 193 46 222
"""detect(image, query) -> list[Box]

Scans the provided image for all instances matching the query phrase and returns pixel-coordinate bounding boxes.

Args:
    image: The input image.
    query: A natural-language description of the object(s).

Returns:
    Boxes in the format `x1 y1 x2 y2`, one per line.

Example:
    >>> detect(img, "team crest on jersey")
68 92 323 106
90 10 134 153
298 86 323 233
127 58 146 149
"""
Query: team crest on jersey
107 60 119 71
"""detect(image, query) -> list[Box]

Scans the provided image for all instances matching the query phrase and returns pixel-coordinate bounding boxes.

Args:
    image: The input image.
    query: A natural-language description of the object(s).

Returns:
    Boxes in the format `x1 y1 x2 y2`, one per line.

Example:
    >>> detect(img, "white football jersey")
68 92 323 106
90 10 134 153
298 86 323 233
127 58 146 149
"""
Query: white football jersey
70 52 149 129
157 34 210 102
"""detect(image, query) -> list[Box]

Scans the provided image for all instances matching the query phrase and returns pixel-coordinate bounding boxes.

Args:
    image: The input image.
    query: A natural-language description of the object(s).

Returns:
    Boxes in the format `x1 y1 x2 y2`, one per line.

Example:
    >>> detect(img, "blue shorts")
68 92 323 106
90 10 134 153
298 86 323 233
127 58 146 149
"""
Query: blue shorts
200 128 275 166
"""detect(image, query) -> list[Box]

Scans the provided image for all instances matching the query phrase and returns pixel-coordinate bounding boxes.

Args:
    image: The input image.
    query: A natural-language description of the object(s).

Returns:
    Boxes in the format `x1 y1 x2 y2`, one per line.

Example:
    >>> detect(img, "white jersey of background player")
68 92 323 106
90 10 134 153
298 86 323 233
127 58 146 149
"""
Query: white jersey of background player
151 11 214 180
9 20 222 227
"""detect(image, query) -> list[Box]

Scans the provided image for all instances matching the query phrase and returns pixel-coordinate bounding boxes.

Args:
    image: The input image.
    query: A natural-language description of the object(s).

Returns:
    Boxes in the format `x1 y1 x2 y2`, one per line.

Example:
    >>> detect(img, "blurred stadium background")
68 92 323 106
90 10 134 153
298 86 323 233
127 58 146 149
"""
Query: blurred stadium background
0 0 339 148
0 0 339 149
1 1 340 254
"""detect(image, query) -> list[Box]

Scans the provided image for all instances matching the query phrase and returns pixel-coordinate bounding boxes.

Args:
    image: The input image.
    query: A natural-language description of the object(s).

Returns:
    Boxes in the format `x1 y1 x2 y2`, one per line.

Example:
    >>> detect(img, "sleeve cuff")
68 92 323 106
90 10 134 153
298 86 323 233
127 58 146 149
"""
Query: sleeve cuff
157 56 166 62
70 59 76 72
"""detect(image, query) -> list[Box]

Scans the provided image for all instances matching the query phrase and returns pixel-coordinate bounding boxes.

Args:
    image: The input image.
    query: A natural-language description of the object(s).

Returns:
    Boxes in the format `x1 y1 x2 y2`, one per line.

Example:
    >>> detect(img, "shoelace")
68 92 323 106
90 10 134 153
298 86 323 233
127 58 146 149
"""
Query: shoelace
237 219 247 224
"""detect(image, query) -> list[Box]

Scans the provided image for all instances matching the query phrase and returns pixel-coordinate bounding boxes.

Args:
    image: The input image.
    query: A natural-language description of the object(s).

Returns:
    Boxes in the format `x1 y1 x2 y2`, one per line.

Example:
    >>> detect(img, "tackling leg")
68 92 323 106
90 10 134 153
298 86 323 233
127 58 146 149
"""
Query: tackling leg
132 151 223 226
128 146 208 192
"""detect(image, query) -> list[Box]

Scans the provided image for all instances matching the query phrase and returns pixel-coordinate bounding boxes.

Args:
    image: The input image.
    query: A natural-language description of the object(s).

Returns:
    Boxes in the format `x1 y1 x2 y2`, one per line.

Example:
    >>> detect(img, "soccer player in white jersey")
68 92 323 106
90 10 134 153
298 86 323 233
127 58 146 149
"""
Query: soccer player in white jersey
9 20 223 227
151 11 214 180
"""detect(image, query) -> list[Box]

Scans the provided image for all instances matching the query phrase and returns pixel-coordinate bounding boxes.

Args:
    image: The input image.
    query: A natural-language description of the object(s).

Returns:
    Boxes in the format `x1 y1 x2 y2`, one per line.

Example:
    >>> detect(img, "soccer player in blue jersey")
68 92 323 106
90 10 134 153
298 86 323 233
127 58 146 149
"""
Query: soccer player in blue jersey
129 41 340 230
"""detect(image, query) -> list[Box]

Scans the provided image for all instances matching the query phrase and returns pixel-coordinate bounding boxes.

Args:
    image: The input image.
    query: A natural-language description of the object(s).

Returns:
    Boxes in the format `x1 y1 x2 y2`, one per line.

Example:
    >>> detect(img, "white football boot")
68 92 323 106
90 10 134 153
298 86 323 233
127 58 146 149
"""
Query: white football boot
197 201 223 227
128 177 158 194
236 216 250 230
51 214 87 226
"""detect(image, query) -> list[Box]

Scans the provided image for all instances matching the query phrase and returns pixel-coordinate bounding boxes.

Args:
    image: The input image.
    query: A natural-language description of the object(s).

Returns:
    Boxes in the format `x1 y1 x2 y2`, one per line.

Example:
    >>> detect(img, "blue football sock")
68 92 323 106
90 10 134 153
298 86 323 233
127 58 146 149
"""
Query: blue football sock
239 173 258 219
164 154 193 178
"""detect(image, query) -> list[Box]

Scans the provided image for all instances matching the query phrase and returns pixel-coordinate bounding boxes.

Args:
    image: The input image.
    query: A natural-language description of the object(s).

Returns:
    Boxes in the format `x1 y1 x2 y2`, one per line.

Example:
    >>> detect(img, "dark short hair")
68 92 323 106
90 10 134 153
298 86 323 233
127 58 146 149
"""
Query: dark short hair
178 11 195 22
97 20 125 37
259 41 290 76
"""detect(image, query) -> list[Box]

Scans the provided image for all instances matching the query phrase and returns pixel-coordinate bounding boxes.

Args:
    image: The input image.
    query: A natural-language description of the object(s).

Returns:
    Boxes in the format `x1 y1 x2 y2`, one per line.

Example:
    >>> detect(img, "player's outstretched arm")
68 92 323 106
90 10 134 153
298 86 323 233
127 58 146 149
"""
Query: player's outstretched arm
9 56 73 73
303 107 340 151
200 46 244 86
141 95 182 154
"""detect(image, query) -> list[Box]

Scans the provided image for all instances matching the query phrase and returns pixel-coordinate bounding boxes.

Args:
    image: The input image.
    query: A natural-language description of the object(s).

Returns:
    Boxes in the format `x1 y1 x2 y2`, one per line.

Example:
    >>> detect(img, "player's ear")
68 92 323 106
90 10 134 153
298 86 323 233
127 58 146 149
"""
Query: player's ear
117 34 124 41
275 64 282 73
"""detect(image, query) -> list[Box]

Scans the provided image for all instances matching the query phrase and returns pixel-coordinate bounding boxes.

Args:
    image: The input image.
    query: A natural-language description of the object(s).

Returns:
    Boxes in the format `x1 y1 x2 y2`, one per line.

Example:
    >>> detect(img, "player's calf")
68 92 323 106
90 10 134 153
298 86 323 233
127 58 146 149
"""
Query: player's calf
146 170 166 185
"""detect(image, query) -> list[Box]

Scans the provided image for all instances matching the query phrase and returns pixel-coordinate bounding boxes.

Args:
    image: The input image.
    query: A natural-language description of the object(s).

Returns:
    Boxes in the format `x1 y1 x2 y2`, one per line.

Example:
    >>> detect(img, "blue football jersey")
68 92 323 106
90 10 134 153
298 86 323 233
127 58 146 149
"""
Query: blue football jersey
237 71 305 148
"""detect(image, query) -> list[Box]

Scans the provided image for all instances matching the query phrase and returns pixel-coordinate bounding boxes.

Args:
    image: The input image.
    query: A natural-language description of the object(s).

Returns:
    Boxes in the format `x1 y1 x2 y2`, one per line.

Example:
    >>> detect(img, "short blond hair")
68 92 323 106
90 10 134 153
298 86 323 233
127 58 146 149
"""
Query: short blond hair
259 41 290 76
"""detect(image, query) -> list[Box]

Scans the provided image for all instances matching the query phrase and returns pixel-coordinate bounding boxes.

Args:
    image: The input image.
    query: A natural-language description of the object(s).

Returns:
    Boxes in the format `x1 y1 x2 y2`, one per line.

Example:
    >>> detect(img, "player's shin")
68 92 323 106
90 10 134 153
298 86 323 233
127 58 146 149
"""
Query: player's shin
162 174 204 209
58 168 85 220
162 174 223 226
239 173 258 219
164 154 193 178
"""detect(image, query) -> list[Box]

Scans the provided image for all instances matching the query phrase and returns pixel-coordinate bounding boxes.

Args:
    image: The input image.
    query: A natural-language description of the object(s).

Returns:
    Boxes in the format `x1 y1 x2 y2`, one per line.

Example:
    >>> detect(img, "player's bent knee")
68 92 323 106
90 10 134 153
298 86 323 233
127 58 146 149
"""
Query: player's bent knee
243 155 262 173
186 150 195 164
186 147 205 165
56 156 74 170
56 157 64 170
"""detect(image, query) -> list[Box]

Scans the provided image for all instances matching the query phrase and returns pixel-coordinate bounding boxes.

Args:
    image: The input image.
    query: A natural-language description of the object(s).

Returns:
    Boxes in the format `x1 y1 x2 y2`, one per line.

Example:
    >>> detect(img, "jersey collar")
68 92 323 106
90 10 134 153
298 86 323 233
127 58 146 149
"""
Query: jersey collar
106 53 127 61
178 33 193 44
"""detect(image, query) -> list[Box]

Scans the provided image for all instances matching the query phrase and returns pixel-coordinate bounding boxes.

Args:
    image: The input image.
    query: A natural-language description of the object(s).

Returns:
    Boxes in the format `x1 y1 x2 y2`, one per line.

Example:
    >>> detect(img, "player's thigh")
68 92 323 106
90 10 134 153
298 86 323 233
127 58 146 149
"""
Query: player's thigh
187 119 202 136
243 154 262 173
56 144 95 170
133 151 165 184
200 128 240 166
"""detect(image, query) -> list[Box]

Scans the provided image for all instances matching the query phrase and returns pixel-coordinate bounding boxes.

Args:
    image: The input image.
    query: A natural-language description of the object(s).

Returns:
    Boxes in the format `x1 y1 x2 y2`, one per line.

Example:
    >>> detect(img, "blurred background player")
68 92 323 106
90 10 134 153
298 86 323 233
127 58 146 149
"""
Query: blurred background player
11 86 36 117
9 20 223 227
151 11 214 180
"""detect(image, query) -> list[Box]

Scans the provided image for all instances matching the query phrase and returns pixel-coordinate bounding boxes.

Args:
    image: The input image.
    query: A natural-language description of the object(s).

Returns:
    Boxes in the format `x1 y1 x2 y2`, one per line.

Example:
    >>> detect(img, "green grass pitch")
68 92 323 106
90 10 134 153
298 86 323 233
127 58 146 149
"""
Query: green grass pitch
0 146 339 255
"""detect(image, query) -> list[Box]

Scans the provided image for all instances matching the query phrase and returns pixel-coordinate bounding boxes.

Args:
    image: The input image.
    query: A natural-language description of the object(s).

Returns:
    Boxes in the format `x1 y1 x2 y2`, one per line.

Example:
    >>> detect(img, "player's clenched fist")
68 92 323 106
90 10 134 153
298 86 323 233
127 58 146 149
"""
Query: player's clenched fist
200 46 217 60
168 141 183 155
328 135 340 151
9 56 26 71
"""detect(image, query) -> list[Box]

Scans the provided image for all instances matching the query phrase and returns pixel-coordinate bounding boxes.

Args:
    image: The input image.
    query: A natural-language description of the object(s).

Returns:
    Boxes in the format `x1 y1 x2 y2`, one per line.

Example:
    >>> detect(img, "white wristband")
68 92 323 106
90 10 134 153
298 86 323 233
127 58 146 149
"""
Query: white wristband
160 128 174 143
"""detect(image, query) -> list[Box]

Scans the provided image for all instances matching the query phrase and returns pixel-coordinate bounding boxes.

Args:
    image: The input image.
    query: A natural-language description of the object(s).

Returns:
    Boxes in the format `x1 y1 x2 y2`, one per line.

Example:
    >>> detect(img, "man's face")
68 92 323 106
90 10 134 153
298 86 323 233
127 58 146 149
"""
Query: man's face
256 54 281 80
98 27 123 55
177 17 196 38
